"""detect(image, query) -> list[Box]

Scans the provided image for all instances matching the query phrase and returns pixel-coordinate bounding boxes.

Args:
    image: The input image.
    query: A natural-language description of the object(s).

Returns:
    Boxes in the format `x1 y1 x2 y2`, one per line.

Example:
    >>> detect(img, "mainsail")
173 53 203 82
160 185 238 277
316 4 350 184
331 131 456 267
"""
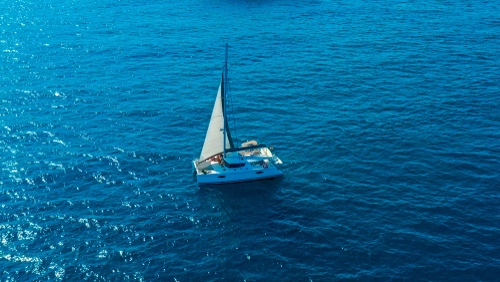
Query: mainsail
199 74 234 162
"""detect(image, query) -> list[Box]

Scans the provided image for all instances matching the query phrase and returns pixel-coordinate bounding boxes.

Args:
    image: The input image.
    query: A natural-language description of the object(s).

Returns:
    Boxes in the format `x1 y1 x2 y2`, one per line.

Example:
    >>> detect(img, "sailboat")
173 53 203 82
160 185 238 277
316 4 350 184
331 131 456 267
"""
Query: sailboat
193 44 283 185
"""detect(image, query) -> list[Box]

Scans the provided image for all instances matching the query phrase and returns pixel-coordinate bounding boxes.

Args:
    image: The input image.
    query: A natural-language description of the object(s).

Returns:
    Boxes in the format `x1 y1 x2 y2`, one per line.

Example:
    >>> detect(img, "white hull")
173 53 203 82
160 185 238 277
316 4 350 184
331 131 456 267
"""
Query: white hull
196 166 283 185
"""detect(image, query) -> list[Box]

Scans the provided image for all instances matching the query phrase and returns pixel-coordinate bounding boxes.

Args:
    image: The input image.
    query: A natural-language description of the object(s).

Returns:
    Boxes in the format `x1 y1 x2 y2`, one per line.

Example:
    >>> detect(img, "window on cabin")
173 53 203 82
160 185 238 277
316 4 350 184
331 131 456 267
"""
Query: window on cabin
226 163 245 168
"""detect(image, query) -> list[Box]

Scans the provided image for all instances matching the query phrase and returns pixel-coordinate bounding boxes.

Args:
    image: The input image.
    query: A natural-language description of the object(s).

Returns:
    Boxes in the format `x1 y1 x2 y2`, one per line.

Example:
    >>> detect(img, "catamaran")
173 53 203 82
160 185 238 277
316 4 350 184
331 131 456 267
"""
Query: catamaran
193 44 283 185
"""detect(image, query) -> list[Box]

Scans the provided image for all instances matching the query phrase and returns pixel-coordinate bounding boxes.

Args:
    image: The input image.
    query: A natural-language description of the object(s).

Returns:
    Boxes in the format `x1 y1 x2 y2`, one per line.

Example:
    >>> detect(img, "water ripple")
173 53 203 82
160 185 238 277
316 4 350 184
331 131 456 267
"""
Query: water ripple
1 0 500 280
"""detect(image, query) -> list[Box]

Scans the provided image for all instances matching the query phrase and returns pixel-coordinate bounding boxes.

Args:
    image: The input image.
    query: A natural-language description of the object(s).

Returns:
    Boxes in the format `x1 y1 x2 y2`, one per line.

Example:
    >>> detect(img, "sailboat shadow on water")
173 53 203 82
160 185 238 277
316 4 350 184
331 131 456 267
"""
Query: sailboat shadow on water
198 175 284 195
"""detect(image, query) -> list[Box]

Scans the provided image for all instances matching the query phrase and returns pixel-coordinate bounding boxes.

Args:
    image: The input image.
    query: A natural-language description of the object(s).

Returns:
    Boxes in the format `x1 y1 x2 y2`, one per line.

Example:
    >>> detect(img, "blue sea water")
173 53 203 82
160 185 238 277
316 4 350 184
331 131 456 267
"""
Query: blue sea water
1 0 500 280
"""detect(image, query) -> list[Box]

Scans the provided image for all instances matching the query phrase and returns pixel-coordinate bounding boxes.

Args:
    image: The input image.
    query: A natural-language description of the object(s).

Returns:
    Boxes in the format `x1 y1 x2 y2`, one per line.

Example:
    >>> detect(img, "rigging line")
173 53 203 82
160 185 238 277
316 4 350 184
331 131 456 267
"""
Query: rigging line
227 77 239 148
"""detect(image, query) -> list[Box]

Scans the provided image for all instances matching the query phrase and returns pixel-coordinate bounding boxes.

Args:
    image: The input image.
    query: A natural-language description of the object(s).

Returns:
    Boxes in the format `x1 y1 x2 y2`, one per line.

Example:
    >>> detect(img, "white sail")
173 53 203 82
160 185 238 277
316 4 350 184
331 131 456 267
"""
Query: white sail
199 78 232 161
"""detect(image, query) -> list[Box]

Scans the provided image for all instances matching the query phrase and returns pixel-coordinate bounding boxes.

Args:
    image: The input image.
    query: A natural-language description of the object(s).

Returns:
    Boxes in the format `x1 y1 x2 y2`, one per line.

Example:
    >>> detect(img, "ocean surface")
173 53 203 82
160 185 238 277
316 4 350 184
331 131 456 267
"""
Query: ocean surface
1 0 500 280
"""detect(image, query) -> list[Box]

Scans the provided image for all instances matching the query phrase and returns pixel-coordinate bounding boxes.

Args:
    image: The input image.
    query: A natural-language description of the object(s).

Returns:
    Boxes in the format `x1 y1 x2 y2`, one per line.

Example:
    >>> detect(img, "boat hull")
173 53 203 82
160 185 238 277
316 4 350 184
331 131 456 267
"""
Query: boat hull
196 167 283 185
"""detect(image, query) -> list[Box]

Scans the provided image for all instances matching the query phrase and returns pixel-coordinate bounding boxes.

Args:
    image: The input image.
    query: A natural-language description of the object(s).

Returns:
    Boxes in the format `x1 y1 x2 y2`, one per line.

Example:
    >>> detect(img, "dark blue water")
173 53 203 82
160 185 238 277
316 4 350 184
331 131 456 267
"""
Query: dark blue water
1 0 500 280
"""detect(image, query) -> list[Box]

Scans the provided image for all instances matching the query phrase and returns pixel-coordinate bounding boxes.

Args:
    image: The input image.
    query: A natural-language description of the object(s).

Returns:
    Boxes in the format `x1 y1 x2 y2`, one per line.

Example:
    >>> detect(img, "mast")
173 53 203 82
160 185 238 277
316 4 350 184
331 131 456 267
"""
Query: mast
223 43 228 158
